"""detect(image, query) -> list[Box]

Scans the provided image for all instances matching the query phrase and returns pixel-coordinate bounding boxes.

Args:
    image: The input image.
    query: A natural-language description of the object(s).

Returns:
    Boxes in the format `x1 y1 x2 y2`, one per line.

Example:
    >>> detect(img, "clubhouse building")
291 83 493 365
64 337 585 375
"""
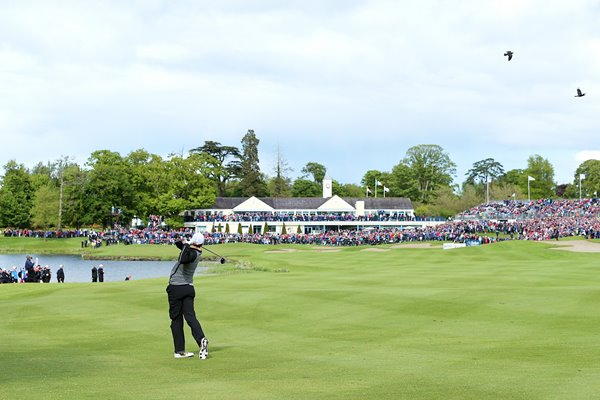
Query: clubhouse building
183 179 444 234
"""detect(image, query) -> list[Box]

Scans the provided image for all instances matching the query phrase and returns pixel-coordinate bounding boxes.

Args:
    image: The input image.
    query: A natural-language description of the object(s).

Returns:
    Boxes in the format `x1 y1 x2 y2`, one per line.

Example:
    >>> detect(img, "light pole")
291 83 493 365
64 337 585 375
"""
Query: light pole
579 173 585 201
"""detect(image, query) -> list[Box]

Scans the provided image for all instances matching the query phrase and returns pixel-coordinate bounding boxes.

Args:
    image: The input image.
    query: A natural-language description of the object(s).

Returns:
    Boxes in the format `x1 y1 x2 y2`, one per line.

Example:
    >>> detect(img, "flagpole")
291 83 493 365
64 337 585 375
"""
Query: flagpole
528 179 530 201
579 174 582 201
374 179 377 198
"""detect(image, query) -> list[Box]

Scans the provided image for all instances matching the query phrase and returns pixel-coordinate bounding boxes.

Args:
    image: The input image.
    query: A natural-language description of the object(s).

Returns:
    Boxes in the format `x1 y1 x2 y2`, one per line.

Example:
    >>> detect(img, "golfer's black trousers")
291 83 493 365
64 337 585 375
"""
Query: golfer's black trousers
166 284 205 353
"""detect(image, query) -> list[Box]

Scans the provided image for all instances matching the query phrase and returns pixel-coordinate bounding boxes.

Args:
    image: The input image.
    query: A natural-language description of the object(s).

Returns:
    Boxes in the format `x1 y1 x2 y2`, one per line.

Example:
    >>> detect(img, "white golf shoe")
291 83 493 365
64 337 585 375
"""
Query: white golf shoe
174 351 194 359
200 338 209 360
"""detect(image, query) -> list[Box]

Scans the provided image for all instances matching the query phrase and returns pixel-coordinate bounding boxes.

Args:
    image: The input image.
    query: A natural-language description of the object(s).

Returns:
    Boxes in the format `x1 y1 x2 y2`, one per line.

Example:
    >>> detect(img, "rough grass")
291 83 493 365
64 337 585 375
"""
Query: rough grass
2 241 600 399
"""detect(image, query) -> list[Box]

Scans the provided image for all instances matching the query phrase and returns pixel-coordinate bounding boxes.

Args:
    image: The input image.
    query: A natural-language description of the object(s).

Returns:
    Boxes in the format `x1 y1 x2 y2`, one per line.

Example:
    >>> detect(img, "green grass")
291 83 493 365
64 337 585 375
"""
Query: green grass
2 241 600 399
0 237 85 255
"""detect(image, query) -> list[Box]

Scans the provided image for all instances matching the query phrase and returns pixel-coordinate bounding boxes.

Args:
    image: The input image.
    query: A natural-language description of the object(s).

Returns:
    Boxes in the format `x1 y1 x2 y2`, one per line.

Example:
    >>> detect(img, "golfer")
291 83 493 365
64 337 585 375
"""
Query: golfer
166 232 209 359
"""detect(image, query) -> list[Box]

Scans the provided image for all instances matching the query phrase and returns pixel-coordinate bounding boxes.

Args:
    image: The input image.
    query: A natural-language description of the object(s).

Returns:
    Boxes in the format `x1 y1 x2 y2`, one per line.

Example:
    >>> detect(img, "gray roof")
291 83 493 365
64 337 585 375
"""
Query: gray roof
348 197 413 210
196 196 413 211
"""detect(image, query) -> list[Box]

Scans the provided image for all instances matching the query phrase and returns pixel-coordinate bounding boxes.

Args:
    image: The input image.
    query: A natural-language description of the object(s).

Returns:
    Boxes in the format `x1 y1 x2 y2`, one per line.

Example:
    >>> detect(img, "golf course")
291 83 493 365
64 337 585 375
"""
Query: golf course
2 238 600 399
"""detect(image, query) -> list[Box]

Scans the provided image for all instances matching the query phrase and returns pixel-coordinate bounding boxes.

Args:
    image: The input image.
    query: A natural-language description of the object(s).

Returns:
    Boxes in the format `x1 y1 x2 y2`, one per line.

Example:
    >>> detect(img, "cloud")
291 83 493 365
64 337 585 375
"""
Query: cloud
575 151 600 163
1 0 600 187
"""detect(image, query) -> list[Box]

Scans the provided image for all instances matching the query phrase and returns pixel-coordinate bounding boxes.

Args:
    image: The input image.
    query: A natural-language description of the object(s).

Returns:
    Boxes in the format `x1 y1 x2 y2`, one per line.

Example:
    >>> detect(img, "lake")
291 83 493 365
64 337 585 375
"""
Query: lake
0 254 208 283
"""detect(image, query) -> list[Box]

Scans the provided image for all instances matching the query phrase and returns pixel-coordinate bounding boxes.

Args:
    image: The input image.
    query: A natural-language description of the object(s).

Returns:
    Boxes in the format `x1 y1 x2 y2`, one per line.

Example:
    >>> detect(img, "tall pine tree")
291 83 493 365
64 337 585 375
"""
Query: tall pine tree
239 129 268 197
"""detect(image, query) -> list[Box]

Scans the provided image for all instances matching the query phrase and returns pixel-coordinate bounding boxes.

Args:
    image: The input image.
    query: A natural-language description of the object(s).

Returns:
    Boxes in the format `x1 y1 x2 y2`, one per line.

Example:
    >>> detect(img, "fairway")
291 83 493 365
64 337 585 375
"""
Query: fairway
2 241 600 399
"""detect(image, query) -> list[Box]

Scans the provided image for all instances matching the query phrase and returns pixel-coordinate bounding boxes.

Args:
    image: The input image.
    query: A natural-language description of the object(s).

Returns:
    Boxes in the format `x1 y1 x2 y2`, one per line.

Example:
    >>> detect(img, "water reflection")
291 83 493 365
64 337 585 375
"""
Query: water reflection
0 254 207 283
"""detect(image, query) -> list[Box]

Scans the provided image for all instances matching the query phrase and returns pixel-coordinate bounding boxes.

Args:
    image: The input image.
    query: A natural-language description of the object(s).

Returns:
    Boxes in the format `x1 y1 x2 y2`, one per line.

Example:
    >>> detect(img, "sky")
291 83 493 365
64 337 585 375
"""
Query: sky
1 0 600 187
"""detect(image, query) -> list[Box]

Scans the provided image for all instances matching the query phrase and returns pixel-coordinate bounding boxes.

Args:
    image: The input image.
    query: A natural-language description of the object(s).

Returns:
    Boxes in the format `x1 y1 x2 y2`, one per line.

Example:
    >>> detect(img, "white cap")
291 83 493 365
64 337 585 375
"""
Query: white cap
190 232 204 245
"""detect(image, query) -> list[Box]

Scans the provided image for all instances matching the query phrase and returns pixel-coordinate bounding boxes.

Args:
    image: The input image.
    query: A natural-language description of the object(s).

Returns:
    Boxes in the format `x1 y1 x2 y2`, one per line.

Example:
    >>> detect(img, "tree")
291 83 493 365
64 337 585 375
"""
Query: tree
498 169 525 187
291 178 320 197
390 145 456 203
335 183 364 197
155 152 216 224
31 184 59 228
60 163 88 229
268 145 292 197
465 158 505 185
489 183 522 201
389 163 420 200
190 141 241 196
574 159 600 198
0 161 35 228
464 158 505 203
238 130 268 197
83 150 135 227
361 170 385 195
525 154 555 199
30 161 57 191
301 162 327 183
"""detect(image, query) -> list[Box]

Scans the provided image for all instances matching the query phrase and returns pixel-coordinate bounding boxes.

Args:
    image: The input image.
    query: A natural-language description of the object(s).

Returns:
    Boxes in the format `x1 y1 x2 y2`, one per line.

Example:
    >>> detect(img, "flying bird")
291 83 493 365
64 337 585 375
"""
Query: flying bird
575 88 586 97
504 51 513 61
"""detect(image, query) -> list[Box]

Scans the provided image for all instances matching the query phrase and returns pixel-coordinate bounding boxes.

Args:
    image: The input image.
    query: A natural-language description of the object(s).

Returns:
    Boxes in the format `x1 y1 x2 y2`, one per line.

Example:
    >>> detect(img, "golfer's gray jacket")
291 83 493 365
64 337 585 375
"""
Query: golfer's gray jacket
168 246 201 286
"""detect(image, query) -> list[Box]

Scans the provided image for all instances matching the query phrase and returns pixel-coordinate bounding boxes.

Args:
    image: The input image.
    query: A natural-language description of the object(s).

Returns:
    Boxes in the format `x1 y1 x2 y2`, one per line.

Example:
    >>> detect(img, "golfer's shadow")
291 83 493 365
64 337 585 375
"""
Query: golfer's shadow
208 345 232 354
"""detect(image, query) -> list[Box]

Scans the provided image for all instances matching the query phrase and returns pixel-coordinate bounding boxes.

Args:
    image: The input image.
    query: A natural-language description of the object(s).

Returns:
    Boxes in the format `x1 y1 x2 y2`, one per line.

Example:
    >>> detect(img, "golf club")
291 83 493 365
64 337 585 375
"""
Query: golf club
202 246 226 264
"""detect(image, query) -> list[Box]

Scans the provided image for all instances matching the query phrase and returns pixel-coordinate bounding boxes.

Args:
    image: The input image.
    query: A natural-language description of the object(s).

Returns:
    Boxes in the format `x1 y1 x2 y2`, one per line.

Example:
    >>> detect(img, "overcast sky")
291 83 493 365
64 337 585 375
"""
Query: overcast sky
1 0 599 187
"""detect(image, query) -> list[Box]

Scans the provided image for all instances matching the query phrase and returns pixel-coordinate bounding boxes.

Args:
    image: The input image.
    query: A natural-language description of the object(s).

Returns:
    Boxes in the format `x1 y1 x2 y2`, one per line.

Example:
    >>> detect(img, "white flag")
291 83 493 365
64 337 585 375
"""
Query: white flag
580 173 586 180
375 180 382 186
366 187 372 194
383 186 390 193
528 176 535 181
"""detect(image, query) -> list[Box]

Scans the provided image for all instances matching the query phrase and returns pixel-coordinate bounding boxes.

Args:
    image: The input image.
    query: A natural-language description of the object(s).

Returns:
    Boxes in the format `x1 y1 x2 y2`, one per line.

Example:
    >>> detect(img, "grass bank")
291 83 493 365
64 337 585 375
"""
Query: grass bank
2 241 600 399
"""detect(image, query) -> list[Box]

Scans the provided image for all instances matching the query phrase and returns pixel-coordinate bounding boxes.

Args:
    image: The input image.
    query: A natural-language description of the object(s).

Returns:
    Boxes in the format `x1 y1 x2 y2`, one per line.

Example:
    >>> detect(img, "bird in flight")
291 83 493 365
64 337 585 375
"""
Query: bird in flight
575 88 586 97
504 51 513 61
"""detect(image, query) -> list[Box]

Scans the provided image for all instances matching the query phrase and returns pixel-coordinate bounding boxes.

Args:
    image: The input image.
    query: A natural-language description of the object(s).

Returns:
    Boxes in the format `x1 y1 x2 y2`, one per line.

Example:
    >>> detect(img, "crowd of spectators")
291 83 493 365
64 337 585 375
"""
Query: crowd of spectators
2 200 600 254
192 211 439 223
0 262 52 284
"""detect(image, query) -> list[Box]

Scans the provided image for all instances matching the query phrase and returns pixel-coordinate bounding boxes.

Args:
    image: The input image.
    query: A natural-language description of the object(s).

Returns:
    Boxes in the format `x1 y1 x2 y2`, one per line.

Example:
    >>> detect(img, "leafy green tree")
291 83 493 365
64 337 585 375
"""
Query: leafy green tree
125 149 169 218
489 183 522 201
30 161 57 191
463 158 505 203
190 141 241 196
465 158 505 185
525 154 555 199
427 186 459 219
155 153 216 222
60 163 88 229
31 184 59 228
389 163 420 200
335 183 364 197
498 169 524 187
455 184 482 212
238 130 268 197
83 150 135 227
574 159 600 198
0 160 34 228
291 178 320 197
361 170 384 194
301 162 327 183
389 145 456 203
